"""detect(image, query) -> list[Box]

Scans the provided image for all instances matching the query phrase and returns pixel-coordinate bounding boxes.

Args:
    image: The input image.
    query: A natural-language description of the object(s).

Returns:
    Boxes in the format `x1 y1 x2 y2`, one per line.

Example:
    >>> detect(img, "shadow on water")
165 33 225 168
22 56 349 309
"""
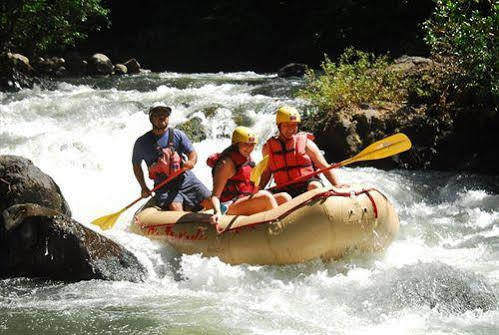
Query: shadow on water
355 262 497 317
58 72 288 93
392 171 499 205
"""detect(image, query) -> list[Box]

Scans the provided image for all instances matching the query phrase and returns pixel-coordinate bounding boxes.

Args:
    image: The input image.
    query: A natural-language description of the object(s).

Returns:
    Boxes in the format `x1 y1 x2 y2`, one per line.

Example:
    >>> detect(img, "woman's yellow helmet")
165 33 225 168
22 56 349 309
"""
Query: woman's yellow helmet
276 106 301 125
232 126 258 145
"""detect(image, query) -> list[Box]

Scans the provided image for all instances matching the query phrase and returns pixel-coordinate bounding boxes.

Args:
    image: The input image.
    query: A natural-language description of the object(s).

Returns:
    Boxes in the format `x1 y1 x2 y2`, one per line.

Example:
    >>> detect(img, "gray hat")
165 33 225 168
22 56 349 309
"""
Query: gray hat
149 105 172 116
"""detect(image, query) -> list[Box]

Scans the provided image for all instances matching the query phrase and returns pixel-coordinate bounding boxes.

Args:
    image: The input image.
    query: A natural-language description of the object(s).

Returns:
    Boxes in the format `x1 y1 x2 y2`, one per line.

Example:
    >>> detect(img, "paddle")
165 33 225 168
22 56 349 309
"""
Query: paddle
250 155 269 186
91 168 187 230
267 133 412 191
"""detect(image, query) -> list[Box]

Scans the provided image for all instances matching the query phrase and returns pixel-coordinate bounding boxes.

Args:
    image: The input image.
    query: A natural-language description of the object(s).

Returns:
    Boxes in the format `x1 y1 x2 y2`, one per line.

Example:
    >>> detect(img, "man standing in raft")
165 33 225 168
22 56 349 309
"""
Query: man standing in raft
132 105 211 211
208 126 291 224
260 106 343 197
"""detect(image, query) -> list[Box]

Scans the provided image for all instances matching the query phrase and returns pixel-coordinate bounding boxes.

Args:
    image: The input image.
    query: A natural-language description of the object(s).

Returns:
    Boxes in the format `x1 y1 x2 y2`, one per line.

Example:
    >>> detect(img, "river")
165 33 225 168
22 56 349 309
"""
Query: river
0 71 498 334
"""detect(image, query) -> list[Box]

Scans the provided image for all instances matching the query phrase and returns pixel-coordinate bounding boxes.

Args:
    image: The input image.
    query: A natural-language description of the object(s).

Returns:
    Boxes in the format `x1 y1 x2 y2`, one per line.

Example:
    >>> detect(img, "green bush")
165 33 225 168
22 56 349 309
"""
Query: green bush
423 0 498 103
298 48 407 115
0 0 110 56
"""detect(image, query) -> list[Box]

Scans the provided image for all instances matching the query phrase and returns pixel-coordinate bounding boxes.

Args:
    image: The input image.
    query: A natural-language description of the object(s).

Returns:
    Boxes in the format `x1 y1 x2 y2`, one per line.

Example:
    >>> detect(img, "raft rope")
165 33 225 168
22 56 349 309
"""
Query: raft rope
222 188 381 232
138 188 382 233
311 188 379 218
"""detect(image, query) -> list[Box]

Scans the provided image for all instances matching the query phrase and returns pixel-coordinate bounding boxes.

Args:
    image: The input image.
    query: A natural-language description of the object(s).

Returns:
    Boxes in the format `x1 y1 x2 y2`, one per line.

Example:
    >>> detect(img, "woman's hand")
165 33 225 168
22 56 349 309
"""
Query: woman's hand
210 213 220 225
141 186 151 198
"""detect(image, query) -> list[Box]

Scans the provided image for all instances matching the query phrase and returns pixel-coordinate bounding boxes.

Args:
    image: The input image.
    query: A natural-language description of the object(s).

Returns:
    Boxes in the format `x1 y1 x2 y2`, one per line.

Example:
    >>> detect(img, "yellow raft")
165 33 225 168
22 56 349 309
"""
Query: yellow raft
130 186 399 265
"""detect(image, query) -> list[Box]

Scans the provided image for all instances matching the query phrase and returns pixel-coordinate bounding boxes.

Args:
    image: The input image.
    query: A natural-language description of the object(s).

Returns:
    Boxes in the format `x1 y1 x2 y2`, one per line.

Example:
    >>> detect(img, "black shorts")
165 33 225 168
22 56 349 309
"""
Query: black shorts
271 177 323 198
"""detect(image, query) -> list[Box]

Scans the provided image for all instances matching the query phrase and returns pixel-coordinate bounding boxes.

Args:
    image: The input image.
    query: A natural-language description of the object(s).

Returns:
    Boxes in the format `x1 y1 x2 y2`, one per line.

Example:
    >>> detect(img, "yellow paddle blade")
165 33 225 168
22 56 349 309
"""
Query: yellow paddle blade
91 208 126 230
341 133 412 166
250 155 269 185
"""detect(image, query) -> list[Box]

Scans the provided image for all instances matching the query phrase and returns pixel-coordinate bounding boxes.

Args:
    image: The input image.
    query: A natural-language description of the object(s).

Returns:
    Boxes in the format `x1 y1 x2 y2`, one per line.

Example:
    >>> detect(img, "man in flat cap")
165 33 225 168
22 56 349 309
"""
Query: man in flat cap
132 105 211 211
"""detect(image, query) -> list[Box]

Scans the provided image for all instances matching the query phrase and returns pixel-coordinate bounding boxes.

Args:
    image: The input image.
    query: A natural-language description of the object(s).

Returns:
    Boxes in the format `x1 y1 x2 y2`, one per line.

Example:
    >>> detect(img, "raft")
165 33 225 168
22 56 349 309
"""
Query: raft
130 186 400 265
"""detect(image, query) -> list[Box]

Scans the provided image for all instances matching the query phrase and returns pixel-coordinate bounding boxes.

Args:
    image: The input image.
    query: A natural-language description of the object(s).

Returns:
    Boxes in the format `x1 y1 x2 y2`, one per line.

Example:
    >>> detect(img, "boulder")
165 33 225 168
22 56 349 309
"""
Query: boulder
0 52 37 91
6 52 33 73
0 155 146 281
232 106 255 127
65 52 88 75
32 57 65 76
278 63 307 78
88 53 114 75
1 203 145 282
124 58 141 74
0 155 71 219
177 117 207 142
114 63 128 75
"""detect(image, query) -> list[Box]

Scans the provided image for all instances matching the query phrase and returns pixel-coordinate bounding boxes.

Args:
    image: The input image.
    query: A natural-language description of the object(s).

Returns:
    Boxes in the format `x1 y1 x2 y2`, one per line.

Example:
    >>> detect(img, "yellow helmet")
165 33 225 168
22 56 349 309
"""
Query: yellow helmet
276 106 301 125
232 126 258 145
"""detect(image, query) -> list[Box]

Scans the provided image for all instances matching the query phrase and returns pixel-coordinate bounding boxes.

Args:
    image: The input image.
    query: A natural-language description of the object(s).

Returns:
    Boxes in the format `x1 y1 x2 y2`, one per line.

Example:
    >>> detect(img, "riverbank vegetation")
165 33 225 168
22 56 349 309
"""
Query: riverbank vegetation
0 0 110 56
300 0 497 126
298 0 497 173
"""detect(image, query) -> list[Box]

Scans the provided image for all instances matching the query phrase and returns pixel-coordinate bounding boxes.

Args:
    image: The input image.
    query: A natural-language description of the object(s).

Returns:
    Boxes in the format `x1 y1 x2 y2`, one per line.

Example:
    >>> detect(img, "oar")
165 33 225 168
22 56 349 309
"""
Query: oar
268 133 412 191
91 168 187 230
250 155 269 186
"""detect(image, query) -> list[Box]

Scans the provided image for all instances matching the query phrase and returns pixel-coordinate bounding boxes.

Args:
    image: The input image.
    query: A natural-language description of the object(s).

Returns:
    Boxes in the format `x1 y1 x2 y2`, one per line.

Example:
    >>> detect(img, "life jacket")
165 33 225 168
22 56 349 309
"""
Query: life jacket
148 128 182 180
207 147 257 202
265 132 315 188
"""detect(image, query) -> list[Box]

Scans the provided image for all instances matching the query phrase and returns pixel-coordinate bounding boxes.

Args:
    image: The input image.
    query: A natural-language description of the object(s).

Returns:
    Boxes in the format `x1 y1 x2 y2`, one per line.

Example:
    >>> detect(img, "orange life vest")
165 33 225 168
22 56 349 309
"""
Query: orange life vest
265 132 315 188
207 147 257 202
148 128 182 180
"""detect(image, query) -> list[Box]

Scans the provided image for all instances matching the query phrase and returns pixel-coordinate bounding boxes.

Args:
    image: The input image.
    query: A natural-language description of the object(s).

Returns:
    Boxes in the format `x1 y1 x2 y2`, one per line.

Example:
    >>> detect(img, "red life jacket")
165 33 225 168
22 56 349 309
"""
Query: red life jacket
265 132 315 188
148 128 182 180
207 148 257 202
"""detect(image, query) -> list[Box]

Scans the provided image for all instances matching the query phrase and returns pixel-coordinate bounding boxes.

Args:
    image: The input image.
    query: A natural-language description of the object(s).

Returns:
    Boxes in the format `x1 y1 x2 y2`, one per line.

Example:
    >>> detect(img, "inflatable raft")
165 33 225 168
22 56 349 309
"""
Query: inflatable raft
131 186 399 265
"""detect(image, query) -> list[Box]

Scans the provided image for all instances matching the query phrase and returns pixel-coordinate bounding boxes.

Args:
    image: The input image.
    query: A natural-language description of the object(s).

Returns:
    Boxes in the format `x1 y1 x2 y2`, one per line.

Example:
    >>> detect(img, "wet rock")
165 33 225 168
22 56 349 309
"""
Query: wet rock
0 155 71 219
6 53 33 73
88 53 114 75
124 58 141 74
0 203 145 282
360 262 497 315
278 63 307 78
232 106 255 127
65 52 88 75
114 63 128 75
32 57 65 76
177 117 207 142
0 52 37 91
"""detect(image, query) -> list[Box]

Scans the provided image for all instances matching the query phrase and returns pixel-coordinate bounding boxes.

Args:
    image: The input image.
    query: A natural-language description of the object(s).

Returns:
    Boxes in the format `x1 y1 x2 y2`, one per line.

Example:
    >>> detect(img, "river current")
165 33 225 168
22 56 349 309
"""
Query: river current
0 72 497 334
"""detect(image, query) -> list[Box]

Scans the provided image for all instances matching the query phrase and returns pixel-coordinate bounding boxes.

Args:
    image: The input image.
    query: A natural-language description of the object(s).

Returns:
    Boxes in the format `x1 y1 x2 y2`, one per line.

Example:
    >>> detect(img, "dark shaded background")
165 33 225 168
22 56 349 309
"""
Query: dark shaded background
80 0 435 72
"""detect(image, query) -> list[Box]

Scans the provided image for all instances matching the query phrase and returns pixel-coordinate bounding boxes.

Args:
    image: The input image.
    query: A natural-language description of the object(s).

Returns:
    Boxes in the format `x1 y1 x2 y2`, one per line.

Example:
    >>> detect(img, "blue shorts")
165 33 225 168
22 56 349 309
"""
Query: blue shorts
155 170 211 211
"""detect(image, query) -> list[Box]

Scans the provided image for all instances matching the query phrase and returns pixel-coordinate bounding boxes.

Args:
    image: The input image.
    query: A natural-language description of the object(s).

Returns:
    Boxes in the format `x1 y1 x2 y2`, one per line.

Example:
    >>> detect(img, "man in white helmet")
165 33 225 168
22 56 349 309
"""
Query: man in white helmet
260 106 343 197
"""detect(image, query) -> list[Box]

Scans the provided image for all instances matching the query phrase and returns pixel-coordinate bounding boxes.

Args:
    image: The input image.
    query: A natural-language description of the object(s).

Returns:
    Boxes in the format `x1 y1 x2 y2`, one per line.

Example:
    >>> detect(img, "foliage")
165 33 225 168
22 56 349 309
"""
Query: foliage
423 0 498 103
298 48 408 116
0 0 110 56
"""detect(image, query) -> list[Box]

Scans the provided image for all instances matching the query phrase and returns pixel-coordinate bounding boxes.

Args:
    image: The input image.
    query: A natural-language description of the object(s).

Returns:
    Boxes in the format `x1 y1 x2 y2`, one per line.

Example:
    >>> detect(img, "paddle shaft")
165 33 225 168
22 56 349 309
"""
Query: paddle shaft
268 133 411 191
125 168 187 210
268 162 342 192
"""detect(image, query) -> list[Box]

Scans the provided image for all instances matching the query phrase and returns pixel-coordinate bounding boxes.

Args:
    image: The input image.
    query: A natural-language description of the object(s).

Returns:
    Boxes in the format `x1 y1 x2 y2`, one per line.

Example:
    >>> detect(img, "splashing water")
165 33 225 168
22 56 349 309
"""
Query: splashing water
0 72 497 334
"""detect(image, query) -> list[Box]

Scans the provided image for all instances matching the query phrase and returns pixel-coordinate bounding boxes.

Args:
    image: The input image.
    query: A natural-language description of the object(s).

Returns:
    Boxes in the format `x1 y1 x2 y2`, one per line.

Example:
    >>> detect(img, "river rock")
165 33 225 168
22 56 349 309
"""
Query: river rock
0 203 145 282
0 155 145 282
32 57 66 76
0 155 71 219
278 63 307 77
65 52 88 75
124 58 141 74
0 52 37 91
114 63 128 75
177 117 207 142
363 262 498 314
88 53 114 75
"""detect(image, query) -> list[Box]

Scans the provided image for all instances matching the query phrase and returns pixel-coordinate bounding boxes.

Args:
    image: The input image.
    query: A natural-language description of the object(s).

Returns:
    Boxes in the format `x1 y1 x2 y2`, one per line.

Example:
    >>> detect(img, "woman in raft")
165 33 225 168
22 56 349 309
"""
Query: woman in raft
208 126 291 225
